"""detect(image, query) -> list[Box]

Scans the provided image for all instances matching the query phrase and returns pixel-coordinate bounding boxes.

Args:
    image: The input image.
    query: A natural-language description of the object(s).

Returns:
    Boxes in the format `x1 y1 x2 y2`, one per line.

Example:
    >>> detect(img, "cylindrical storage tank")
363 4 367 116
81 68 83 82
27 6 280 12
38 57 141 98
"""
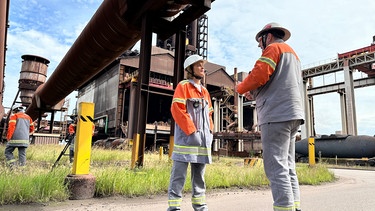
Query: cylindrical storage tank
19 89 35 105
18 55 50 105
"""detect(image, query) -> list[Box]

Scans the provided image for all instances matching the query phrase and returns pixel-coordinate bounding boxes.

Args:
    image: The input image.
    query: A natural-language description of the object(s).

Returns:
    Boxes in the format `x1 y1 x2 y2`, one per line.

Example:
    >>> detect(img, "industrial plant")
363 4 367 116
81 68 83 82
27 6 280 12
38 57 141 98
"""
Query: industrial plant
1 0 375 166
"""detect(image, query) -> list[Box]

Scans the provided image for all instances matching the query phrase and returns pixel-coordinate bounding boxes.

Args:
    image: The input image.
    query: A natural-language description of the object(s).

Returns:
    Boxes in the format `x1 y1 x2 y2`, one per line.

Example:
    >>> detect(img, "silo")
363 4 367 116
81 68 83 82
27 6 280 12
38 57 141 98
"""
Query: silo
18 55 50 106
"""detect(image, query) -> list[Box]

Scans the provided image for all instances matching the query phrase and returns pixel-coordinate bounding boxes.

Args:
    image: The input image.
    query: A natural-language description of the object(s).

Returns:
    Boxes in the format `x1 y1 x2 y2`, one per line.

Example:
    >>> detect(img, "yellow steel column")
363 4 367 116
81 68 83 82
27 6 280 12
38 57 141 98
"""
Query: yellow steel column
168 136 174 158
159 146 163 160
308 137 316 166
72 102 95 175
131 133 140 169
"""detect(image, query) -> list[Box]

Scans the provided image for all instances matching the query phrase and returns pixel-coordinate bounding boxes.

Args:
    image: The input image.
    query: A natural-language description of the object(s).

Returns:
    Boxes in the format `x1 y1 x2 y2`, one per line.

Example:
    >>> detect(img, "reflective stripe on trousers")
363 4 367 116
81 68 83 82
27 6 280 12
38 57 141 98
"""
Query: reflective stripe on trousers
173 144 211 156
192 195 206 205
168 198 182 207
273 205 295 211
167 160 207 211
273 201 300 211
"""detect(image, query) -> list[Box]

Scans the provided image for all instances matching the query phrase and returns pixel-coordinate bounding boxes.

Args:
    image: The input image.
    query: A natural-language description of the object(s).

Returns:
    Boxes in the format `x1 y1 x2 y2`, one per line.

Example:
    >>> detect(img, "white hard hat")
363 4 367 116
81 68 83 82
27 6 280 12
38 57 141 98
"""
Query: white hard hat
183 54 206 70
255 22 291 42
11 104 25 112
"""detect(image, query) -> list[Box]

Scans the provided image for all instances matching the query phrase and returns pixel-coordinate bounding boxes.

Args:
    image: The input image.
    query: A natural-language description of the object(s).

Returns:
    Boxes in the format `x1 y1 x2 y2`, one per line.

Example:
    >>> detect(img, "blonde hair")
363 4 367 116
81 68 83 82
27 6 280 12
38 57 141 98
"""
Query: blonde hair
185 66 194 79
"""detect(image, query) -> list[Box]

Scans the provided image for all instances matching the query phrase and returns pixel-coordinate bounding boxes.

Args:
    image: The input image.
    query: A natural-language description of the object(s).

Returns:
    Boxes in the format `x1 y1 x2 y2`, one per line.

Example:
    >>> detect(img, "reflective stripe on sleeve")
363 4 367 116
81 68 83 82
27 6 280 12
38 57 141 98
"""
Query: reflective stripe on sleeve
259 56 276 70
172 98 186 104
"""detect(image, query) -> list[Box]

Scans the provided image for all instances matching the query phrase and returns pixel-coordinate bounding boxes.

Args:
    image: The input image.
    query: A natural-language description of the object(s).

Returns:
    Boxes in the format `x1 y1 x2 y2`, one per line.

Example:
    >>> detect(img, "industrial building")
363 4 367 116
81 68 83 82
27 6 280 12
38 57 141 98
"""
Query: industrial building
1 0 262 161
1 0 375 164
76 45 259 153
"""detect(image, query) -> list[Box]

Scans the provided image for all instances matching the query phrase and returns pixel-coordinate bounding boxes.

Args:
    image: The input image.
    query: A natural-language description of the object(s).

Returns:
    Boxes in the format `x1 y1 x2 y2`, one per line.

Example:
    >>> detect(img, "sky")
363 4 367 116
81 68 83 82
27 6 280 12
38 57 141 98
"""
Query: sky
3 0 375 136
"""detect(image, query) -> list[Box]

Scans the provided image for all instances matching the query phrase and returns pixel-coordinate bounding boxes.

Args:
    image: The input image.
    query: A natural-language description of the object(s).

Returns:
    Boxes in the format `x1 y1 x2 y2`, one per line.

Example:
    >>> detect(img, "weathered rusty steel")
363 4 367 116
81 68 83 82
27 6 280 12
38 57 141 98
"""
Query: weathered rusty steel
0 0 10 119
19 55 50 105
213 132 261 141
26 0 212 120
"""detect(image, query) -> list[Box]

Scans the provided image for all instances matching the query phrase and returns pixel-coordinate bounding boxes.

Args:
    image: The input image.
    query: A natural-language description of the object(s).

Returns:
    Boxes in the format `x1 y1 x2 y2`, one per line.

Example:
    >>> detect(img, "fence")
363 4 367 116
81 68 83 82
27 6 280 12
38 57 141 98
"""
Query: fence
31 133 61 145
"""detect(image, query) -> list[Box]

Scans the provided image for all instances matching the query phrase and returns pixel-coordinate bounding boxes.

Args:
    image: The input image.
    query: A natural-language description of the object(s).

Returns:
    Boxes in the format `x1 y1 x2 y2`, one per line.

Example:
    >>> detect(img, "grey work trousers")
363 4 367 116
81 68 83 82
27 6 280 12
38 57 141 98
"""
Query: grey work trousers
69 138 75 163
167 160 207 211
5 145 27 166
260 120 301 211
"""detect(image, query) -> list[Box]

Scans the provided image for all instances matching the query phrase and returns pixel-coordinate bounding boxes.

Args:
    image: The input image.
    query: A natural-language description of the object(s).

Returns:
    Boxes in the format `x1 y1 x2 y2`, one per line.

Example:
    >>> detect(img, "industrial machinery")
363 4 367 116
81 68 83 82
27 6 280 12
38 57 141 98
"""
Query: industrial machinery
297 35 375 165
296 134 375 158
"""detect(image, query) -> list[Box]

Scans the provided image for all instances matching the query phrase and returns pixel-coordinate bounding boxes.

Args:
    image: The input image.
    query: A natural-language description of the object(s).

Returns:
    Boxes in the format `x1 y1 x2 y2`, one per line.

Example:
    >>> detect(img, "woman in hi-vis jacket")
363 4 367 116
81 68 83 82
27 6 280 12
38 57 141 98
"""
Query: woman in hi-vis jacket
167 54 214 211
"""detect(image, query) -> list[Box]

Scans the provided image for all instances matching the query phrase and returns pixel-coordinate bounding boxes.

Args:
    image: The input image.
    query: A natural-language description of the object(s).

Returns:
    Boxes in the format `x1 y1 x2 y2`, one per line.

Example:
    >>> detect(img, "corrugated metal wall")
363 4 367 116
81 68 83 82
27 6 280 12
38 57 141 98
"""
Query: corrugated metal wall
93 65 120 129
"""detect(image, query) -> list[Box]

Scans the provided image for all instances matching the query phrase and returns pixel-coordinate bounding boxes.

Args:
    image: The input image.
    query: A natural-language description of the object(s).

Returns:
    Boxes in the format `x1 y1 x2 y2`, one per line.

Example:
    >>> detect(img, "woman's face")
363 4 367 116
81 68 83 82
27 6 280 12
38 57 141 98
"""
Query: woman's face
192 61 205 78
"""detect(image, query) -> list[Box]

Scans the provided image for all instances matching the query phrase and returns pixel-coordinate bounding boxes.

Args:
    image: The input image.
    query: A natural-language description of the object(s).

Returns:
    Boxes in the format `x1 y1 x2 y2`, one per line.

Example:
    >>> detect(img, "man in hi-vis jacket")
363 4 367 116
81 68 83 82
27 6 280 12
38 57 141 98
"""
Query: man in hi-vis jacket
236 23 305 211
5 105 34 167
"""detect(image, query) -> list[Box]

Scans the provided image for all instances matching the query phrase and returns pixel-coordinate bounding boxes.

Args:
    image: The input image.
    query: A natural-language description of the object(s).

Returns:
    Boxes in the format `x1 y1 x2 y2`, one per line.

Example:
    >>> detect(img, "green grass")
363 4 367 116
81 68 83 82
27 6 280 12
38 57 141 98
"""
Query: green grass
0 164 70 204
0 144 335 205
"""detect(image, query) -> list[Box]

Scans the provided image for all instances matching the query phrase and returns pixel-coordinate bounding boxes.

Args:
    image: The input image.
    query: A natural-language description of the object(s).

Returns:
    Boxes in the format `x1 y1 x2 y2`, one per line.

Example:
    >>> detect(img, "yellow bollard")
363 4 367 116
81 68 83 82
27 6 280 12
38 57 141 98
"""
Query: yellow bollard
308 137 316 166
159 146 163 160
66 102 96 200
72 102 95 175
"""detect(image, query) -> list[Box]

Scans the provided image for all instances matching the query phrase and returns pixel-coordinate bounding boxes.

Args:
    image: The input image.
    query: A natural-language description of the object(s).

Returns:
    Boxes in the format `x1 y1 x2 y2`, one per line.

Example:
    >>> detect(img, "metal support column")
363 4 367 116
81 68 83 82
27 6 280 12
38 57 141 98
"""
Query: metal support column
308 96 314 136
343 60 357 135
169 29 186 158
49 111 55 133
338 90 347 135
128 81 137 141
131 14 153 168
237 94 243 152
303 78 312 138
252 106 258 132
212 97 220 151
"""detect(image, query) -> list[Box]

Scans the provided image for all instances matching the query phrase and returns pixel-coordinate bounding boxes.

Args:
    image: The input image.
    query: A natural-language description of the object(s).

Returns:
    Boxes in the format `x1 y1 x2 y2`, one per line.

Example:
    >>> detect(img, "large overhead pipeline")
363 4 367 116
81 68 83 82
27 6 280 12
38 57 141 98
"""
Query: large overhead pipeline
0 0 10 119
26 0 141 120
26 0 190 120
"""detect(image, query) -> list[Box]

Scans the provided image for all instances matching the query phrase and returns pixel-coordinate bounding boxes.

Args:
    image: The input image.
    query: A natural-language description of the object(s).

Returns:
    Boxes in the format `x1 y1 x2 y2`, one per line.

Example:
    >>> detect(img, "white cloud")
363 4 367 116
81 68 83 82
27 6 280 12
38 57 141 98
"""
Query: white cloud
206 0 375 136
4 0 103 116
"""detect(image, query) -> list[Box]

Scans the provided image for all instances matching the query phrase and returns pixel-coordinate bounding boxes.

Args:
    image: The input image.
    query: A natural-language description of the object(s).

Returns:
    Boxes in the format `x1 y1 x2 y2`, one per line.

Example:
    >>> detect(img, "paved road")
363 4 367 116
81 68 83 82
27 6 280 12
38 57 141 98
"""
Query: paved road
1 168 374 211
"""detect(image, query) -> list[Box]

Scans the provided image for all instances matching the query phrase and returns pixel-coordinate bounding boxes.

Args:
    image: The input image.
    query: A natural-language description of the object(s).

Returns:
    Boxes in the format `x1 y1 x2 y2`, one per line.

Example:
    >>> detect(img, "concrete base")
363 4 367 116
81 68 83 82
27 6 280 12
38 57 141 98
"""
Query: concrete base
64 174 96 200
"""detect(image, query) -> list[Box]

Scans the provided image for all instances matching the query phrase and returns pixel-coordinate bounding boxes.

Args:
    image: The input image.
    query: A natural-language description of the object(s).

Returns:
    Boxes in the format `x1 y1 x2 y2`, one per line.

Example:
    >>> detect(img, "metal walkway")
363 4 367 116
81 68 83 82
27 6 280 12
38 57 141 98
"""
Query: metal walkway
301 42 375 136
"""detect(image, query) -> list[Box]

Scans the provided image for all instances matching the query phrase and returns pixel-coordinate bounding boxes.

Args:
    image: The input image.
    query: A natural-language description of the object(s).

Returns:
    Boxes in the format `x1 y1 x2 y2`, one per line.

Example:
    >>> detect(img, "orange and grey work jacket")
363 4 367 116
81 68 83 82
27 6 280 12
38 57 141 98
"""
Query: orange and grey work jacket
237 39 304 126
6 112 34 147
68 124 76 135
171 79 214 164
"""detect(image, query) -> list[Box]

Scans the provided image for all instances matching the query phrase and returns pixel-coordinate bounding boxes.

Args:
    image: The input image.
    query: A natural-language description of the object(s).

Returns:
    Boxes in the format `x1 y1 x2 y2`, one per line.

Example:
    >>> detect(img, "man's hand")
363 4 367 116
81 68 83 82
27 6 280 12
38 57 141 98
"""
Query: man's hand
244 91 254 100
235 82 254 100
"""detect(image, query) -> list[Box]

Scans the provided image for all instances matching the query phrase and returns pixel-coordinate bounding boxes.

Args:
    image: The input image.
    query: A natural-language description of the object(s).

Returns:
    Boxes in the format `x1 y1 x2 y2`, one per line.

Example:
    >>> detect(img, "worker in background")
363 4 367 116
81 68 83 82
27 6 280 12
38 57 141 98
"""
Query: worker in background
236 23 305 211
5 105 34 167
68 117 77 163
68 116 95 163
167 54 214 211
